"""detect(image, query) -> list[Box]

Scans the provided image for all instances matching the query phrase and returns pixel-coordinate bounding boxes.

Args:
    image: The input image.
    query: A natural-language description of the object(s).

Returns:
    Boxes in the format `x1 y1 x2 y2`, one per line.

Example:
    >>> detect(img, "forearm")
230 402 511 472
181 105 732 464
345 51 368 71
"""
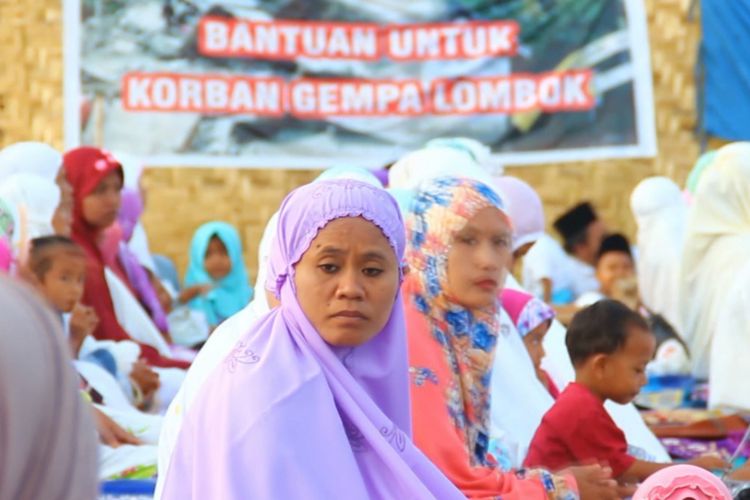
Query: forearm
620 459 669 482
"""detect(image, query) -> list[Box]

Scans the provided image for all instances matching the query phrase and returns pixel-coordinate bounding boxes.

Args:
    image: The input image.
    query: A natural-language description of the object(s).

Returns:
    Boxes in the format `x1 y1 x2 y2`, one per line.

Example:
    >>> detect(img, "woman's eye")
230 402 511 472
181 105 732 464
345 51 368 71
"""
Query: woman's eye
319 264 338 273
494 237 511 248
363 267 383 277
459 236 477 245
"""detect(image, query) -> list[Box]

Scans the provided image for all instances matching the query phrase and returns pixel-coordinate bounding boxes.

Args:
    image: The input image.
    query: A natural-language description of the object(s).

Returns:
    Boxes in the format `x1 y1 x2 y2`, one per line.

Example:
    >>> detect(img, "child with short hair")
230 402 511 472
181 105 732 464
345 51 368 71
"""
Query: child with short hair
30 235 163 410
28 235 98 357
501 288 559 398
574 233 636 308
577 233 691 374
524 299 727 483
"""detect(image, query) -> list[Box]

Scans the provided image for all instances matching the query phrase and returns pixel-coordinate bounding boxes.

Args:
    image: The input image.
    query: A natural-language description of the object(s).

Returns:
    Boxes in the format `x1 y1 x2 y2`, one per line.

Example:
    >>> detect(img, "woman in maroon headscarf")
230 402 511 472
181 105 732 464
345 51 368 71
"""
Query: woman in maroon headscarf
63 146 188 370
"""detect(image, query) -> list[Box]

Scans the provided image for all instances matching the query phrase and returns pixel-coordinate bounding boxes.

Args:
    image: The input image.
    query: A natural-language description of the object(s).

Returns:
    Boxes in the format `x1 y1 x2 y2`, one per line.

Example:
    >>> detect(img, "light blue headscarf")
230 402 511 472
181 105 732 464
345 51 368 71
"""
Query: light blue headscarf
184 222 253 327
386 188 415 215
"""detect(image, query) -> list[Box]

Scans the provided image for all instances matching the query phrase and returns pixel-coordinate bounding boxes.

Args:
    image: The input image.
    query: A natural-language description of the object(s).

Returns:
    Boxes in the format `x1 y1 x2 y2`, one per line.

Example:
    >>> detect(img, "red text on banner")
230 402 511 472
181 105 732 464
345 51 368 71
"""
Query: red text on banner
122 73 285 115
197 18 519 61
121 72 594 116
199 18 380 60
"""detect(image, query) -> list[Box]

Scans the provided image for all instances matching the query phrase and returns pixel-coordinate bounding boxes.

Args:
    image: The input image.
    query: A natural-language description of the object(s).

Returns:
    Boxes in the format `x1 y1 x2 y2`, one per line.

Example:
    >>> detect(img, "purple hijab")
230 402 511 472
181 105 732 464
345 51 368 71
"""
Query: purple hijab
160 179 462 499
118 188 169 333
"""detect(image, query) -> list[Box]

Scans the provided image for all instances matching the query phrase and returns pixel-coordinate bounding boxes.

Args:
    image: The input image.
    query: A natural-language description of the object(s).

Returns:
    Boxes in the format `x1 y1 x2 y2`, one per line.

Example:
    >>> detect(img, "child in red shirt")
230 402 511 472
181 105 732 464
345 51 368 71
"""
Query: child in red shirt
524 299 727 483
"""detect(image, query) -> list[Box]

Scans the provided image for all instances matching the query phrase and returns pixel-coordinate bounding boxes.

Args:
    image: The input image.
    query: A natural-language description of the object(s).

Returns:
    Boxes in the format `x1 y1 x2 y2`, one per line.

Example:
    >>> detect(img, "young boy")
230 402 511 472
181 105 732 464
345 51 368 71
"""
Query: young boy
575 233 637 308
524 300 727 483
30 235 161 409
576 234 691 374
28 235 98 357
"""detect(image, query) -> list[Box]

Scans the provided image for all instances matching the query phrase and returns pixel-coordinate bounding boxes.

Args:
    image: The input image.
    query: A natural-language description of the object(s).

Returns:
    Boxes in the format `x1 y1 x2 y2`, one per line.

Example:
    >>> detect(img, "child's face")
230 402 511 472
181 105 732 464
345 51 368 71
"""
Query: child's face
204 235 232 281
40 253 86 313
523 320 551 370
596 251 635 297
598 326 655 405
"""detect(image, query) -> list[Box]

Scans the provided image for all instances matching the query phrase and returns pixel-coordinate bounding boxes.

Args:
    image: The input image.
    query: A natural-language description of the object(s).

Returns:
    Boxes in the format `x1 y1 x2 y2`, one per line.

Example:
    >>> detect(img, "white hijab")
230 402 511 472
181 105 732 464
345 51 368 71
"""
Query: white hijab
0 173 60 246
710 260 750 410
0 141 62 182
630 177 688 332
680 142 750 378
0 277 97 499
490 303 555 467
388 145 498 191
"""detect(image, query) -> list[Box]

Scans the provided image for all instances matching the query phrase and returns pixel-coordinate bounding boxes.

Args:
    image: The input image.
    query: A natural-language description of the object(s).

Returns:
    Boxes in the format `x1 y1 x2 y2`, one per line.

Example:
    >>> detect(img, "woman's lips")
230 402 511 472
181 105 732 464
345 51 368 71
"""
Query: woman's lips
331 310 368 320
475 279 499 290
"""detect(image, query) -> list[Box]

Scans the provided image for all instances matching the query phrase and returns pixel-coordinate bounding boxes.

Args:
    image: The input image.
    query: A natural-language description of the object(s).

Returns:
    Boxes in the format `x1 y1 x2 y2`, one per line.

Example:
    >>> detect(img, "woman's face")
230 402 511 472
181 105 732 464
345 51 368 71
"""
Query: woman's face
446 206 512 311
81 171 122 229
294 216 399 347
204 235 232 281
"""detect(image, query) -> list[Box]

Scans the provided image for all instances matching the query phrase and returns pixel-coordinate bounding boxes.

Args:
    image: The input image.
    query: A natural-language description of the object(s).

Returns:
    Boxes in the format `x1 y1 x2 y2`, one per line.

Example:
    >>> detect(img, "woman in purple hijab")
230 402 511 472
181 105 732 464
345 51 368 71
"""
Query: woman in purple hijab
159 179 463 499
117 187 170 334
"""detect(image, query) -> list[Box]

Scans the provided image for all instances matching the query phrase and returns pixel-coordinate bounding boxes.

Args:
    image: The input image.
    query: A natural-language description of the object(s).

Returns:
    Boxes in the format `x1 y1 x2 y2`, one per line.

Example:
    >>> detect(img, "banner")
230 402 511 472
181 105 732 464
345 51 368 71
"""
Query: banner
701 0 750 141
64 0 656 168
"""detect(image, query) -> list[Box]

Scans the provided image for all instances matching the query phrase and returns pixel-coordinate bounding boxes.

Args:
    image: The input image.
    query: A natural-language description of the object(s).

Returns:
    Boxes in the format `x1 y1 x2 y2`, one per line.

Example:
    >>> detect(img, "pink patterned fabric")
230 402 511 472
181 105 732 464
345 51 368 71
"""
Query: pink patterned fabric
501 288 556 338
633 464 731 499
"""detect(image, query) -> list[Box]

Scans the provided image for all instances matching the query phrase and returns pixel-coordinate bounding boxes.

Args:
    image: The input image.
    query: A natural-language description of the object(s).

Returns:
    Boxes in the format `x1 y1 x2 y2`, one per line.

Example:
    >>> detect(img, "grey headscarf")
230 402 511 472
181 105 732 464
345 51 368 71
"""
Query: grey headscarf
0 277 98 500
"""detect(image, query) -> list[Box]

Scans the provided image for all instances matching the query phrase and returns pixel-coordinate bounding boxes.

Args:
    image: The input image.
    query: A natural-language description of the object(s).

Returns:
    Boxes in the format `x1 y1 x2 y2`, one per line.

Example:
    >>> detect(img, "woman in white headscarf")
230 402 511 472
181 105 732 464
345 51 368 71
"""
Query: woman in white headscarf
681 142 750 379
0 276 98 499
710 260 750 410
630 177 688 332
0 174 61 267
0 141 62 181
0 173 60 241
388 142 498 191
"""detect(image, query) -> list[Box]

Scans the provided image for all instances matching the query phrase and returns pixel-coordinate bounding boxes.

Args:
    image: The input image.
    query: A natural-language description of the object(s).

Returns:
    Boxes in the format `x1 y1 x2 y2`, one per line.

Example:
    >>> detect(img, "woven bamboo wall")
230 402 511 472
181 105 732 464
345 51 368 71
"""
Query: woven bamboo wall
0 0 705 281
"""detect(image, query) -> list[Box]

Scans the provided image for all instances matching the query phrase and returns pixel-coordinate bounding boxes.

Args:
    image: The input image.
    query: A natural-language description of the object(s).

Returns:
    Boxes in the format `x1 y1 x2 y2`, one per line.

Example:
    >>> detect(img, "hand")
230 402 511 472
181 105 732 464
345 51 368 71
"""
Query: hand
92 406 142 447
129 361 160 402
566 464 620 500
178 284 212 304
70 303 98 339
688 453 730 471
68 304 98 357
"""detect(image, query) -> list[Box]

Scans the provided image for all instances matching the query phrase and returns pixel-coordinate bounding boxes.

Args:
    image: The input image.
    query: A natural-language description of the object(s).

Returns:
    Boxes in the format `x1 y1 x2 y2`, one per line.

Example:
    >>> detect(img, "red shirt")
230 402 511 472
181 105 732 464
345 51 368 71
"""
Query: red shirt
524 382 635 477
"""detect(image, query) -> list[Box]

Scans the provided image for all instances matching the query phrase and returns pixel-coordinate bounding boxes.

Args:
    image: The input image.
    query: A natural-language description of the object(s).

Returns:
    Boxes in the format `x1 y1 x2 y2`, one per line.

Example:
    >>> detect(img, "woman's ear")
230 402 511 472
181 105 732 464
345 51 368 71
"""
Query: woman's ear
401 263 410 276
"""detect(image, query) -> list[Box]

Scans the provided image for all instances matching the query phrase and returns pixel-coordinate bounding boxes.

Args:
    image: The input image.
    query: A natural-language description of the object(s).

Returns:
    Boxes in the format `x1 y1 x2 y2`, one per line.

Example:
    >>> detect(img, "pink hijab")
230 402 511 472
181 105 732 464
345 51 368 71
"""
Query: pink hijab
501 288 556 337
